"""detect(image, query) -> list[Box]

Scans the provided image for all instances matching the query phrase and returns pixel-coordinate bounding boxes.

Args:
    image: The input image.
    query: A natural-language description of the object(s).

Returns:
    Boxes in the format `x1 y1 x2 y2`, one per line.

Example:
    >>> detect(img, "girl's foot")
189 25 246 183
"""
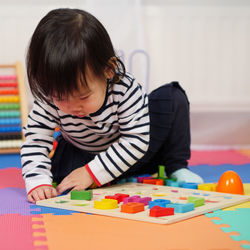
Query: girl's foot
170 168 204 183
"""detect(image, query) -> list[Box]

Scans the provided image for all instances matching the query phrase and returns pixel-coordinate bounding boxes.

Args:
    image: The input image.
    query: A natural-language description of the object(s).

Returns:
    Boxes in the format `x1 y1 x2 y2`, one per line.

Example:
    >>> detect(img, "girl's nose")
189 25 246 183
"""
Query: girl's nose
71 103 83 112
72 108 82 114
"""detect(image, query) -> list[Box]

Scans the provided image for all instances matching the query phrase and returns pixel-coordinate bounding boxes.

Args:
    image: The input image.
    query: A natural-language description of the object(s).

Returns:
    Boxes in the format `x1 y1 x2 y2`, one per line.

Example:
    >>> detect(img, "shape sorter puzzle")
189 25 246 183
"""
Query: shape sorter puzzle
36 183 250 224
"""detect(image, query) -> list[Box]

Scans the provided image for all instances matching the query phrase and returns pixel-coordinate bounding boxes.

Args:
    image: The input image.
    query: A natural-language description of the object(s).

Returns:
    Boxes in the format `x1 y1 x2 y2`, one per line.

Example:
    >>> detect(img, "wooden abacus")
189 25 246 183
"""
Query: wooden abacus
0 62 28 153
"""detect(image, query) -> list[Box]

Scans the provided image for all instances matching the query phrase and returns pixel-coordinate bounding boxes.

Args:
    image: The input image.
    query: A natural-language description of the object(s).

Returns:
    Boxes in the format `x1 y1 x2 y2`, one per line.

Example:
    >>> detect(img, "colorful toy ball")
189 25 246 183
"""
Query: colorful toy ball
216 170 244 195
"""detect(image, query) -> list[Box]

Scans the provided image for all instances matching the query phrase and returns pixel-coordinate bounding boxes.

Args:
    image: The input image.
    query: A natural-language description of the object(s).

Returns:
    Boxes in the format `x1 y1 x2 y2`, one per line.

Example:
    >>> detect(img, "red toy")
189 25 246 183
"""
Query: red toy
149 206 174 217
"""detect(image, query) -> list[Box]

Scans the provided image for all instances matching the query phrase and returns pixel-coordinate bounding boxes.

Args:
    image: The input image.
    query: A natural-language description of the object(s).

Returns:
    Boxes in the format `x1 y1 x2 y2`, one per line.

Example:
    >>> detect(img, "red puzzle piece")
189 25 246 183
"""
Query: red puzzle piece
150 206 174 217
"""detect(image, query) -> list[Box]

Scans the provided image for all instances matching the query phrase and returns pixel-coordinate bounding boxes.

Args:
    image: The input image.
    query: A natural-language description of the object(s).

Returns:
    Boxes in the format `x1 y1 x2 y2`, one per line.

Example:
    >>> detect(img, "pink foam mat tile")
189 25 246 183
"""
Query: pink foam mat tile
0 214 47 250
189 150 250 166
0 168 25 189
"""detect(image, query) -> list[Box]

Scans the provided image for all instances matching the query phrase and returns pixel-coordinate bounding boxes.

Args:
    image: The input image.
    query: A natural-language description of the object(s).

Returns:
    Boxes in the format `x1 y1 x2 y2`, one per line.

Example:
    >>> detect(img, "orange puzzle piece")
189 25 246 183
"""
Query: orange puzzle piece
121 202 144 214
143 179 164 185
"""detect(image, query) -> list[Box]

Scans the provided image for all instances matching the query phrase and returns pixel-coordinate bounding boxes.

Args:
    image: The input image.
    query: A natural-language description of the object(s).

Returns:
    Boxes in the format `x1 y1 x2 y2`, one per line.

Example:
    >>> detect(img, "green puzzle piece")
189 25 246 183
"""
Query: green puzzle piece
71 190 93 200
206 208 250 249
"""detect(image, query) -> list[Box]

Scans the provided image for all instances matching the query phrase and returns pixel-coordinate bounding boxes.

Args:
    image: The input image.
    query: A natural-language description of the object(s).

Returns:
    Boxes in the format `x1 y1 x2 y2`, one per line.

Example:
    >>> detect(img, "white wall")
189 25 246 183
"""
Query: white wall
0 0 250 145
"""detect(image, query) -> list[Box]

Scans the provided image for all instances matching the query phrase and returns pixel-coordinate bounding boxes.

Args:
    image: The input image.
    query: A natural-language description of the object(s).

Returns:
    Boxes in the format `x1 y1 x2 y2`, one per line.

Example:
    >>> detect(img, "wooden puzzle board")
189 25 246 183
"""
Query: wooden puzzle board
36 183 250 224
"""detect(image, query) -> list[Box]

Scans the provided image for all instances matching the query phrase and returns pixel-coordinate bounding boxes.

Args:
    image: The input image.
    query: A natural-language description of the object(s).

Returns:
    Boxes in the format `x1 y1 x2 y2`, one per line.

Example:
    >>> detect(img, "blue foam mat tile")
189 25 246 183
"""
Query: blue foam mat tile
30 204 80 215
206 208 250 249
189 164 250 183
0 154 21 169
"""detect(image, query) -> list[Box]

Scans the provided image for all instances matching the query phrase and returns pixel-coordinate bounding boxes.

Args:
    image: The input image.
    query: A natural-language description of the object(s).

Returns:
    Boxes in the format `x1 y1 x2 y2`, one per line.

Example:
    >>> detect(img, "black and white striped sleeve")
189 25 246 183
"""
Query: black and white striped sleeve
21 100 59 194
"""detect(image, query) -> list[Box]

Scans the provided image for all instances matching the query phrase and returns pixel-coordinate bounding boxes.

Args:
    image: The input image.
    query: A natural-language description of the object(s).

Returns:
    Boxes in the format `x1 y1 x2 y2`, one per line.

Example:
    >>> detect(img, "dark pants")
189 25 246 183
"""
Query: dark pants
51 82 190 183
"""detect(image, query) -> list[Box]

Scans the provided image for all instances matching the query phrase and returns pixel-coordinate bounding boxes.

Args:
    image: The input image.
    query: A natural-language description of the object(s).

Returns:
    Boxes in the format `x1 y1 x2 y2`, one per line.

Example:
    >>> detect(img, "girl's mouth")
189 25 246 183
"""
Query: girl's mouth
73 112 86 117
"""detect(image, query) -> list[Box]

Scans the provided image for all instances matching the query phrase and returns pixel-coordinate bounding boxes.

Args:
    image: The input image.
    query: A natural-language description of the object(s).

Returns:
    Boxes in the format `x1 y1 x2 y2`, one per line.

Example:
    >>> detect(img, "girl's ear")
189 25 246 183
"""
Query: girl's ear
104 57 117 80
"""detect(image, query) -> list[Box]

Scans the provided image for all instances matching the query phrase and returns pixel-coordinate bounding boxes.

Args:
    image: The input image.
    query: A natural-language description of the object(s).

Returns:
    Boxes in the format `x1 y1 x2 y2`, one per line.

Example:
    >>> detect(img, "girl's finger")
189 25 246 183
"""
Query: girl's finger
27 194 35 203
44 188 53 199
31 191 40 202
56 182 75 195
37 189 45 200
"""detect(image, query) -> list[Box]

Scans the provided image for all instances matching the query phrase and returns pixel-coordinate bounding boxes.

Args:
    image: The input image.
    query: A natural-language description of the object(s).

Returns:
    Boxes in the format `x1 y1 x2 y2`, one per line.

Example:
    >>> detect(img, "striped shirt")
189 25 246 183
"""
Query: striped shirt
21 75 150 194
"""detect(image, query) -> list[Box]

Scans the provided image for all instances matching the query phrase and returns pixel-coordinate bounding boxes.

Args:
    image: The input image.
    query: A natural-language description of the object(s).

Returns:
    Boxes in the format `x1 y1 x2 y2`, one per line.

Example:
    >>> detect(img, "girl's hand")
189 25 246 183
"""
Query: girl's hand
56 167 94 195
28 186 57 203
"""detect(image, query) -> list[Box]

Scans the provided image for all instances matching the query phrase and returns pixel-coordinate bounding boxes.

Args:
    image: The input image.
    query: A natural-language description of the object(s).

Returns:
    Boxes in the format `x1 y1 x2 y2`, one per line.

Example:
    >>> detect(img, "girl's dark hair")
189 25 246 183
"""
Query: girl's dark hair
26 8 125 102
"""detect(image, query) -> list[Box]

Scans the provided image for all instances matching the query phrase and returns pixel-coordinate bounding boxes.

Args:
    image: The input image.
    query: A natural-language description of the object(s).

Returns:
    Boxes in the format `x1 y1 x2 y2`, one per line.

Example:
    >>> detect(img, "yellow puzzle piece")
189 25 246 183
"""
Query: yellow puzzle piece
94 199 118 210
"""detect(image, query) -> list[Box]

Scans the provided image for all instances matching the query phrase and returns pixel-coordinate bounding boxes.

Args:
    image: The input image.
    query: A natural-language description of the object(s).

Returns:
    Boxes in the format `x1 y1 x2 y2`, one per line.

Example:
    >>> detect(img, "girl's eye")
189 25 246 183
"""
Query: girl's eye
79 96 89 100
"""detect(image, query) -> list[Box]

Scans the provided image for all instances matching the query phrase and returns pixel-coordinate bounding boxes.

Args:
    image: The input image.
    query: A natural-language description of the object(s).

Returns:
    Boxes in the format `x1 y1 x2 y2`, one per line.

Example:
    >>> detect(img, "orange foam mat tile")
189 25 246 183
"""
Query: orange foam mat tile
238 149 250 158
41 213 243 250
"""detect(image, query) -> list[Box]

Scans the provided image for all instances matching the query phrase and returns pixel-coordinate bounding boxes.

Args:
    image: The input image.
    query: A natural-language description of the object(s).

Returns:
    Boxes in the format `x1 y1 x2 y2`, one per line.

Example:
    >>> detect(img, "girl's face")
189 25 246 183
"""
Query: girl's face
52 70 107 117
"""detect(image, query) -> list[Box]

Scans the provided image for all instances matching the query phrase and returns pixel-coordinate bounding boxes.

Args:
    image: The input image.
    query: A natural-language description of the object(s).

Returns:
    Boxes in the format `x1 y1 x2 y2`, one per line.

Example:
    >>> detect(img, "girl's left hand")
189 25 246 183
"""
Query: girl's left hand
56 166 94 195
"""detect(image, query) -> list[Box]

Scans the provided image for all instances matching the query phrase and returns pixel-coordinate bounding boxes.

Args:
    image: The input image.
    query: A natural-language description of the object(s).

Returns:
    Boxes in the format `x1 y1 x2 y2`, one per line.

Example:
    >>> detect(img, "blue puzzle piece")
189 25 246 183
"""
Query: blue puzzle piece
182 183 198 189
166 180 182 187
126 177 138 183
148 199 171 209
165 203 194 213
30 204 79 215
165 179 175 186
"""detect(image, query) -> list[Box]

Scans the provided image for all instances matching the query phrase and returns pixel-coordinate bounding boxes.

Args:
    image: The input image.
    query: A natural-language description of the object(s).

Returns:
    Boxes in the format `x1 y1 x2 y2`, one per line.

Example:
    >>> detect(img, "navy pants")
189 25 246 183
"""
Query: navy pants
51 82 190 183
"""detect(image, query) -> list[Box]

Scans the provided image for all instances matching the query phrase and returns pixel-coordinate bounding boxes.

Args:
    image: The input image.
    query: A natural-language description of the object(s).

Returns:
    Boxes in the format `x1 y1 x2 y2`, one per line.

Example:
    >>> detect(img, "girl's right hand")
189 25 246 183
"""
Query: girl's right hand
27 185 57 203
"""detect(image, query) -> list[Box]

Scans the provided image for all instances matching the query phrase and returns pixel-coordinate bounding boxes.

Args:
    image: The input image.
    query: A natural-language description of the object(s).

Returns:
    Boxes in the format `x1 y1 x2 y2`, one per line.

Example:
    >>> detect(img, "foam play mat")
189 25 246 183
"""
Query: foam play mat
0 149 250 250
